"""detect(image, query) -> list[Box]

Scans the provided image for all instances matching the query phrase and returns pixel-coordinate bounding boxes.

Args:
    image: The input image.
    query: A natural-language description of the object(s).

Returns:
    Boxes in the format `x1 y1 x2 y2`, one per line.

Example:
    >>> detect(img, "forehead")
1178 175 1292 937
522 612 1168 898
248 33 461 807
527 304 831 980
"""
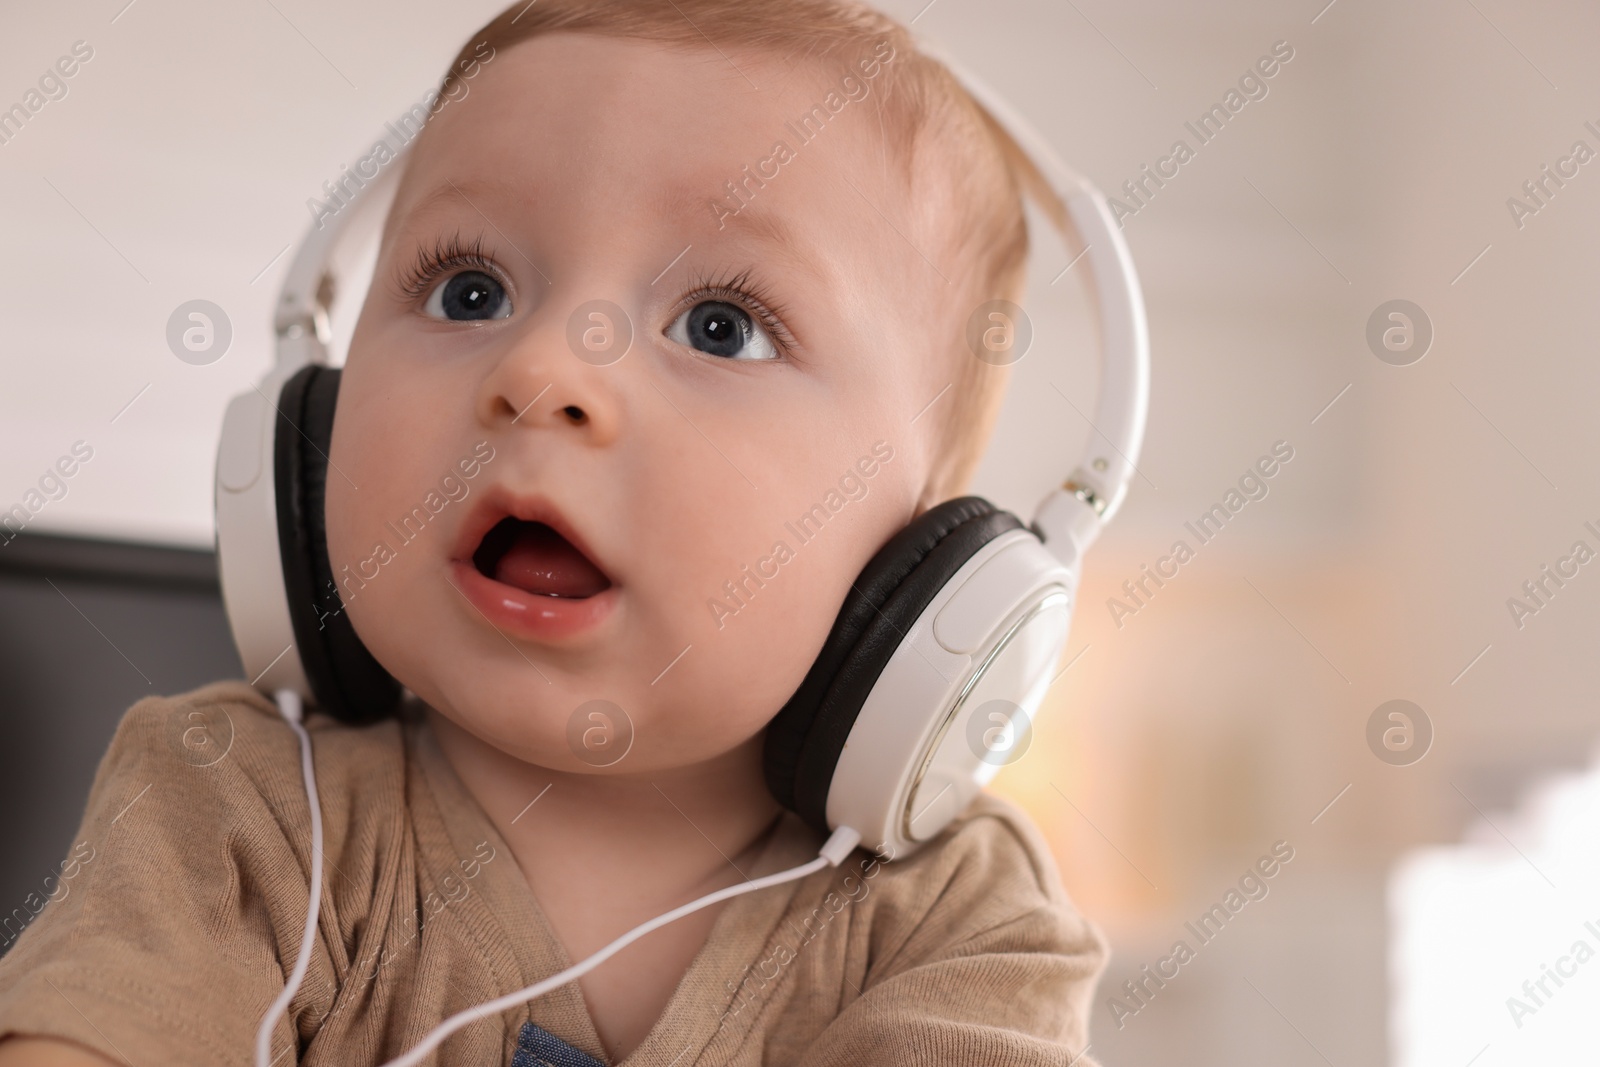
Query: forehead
388 32 945 295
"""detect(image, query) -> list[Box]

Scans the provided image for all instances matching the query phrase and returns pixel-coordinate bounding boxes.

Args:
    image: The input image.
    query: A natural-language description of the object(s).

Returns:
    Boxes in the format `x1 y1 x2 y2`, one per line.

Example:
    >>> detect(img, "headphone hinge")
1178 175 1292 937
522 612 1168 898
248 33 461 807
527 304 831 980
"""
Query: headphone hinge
1061 477 1107 516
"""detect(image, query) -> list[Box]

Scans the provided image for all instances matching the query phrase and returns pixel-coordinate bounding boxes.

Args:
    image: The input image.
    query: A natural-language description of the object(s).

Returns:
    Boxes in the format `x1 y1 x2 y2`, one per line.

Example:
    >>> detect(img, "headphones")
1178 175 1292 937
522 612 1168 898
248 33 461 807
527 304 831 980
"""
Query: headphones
214 53 1149 862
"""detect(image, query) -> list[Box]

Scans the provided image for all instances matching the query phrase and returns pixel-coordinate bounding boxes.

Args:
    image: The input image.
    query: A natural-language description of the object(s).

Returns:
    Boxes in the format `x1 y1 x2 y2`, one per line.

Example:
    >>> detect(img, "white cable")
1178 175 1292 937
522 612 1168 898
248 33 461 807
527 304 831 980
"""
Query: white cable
375 824 863 1067
255 688 325 1067
247 683 860 1067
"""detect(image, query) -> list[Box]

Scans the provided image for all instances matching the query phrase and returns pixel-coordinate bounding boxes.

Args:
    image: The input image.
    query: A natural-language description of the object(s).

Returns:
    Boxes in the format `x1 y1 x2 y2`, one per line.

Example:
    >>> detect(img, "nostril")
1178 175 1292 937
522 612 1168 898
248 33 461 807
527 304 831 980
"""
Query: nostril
562 405 586 424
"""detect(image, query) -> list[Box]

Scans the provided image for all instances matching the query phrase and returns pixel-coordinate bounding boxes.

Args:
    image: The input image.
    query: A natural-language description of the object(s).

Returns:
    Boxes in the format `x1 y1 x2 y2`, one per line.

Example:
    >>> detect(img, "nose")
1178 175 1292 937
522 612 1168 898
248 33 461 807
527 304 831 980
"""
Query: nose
474 303 625 444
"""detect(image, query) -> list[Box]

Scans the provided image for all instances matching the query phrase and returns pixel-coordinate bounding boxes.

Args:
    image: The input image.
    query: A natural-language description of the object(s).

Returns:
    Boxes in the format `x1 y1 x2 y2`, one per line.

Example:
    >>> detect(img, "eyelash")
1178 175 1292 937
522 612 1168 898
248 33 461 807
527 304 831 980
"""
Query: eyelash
394 237 798 355
395 233 503 302
672 267 799 357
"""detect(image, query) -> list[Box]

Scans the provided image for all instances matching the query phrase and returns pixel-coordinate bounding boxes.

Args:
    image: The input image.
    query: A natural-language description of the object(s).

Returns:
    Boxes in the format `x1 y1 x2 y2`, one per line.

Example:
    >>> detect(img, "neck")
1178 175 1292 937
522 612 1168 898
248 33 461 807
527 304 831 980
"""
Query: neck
426 707 786 897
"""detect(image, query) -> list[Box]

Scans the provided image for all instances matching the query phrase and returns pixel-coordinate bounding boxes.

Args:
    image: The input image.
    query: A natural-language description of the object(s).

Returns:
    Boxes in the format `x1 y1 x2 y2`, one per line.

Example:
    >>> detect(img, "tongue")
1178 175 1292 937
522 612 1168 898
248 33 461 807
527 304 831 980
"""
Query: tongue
494 523 611 598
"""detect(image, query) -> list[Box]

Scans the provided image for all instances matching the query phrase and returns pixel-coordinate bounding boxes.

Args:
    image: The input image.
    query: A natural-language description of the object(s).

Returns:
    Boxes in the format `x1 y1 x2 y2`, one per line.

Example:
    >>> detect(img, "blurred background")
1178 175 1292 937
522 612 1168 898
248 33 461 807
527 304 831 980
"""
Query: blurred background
2 1 1598 1064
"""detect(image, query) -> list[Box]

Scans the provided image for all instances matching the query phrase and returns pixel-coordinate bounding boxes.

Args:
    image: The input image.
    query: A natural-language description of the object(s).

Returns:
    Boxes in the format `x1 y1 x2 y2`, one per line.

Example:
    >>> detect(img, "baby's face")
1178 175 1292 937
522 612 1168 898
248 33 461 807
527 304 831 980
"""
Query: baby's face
327 33 959 773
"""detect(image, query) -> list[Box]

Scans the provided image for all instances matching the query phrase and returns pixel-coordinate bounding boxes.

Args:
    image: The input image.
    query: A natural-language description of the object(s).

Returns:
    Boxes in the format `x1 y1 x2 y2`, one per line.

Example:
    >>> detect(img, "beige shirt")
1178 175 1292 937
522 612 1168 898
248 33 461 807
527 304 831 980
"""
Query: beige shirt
0 680 1106 1066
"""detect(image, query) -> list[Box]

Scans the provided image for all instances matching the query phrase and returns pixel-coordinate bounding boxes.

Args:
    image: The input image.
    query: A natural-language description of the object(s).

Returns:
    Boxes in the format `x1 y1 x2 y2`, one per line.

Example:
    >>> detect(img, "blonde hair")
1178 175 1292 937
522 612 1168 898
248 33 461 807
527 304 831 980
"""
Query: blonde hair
439 0 1068 508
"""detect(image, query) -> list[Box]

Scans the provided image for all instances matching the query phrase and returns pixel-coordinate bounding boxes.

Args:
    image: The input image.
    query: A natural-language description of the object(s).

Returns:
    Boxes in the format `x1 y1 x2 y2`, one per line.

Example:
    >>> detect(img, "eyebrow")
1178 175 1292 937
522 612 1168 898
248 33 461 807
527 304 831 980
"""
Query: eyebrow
392 179 832 288
390 179 531 251
393 181 464 223
660 186 833 290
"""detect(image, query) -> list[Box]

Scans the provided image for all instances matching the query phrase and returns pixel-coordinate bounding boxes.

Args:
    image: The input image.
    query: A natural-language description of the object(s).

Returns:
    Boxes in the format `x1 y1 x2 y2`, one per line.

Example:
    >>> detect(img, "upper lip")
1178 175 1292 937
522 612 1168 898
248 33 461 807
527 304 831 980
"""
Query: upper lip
451 484 615 585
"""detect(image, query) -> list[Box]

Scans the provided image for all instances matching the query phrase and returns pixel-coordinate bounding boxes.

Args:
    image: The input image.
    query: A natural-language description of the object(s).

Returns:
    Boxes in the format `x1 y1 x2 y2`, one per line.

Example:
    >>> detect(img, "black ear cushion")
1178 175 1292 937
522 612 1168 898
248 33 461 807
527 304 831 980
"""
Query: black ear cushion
274 364 401 723
763 496 1025 833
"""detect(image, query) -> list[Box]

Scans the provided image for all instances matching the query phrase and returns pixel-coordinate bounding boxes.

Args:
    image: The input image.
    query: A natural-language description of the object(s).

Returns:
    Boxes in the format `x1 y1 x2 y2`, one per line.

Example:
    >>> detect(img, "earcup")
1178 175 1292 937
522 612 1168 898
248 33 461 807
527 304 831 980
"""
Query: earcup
763 496 1026 834
274 364 401 722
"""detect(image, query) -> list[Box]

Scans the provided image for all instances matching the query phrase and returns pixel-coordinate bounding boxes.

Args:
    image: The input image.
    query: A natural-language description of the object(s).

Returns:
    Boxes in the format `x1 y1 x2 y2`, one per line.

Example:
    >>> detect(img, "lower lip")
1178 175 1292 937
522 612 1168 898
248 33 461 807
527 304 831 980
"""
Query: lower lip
448 560 618 642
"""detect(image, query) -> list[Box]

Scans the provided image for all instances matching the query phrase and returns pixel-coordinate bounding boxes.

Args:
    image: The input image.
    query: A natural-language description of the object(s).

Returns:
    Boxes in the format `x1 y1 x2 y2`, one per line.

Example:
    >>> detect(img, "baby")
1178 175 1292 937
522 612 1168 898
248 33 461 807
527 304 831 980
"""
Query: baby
0 1 1108 1064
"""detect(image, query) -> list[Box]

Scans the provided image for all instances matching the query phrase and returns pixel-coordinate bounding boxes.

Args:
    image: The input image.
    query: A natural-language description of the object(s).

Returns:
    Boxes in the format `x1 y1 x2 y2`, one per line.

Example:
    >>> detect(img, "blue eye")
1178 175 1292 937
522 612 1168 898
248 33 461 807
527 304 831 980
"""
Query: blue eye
424 270 511 321
666 299 778 360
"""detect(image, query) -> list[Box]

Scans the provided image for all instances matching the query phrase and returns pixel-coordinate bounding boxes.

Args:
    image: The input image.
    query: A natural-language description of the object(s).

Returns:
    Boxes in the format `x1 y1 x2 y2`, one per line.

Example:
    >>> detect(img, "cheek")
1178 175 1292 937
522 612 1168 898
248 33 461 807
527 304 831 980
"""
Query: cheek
324 354 464 654
646 447 920 750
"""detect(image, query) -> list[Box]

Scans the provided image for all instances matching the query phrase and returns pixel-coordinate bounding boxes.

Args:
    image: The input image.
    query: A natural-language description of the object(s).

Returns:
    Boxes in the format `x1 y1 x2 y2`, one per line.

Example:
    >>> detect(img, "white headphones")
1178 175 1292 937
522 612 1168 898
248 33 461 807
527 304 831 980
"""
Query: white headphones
227 46 1148 1067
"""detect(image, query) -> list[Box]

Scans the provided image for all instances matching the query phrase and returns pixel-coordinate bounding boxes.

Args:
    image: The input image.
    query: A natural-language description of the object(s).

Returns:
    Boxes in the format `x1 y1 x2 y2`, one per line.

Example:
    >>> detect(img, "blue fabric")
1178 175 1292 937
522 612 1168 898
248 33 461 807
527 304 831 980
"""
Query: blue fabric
510 1020 607 1067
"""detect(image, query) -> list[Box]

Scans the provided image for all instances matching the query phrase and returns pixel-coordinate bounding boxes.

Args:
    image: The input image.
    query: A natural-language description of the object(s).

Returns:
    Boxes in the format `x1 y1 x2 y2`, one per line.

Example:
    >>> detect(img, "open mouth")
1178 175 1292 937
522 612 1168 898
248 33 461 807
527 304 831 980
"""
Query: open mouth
471 517 613 599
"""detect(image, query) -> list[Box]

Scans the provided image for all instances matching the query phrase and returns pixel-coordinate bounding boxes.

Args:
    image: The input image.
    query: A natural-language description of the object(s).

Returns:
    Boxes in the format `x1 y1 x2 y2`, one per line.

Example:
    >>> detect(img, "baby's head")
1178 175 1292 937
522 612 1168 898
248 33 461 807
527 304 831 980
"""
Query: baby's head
324 0 1065 775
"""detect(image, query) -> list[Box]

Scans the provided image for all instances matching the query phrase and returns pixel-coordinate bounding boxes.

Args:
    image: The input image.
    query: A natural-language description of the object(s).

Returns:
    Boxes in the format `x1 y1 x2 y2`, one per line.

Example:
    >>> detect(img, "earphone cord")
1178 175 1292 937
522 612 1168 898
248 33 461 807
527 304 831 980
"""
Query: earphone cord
255 689 325 1067
253 689 863 1067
